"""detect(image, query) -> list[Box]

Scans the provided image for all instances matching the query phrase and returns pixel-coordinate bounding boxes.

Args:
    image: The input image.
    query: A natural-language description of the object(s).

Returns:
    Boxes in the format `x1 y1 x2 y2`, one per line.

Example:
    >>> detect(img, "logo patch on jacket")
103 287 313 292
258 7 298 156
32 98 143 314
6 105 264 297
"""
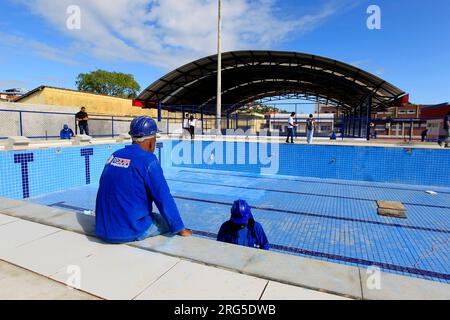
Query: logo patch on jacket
109 157 131 168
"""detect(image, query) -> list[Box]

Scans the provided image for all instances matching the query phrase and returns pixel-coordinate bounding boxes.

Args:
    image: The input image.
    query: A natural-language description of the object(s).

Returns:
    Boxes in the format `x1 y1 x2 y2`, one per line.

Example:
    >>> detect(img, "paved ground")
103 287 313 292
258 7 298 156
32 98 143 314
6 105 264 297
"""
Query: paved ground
0 260 99 300
0 213 349 300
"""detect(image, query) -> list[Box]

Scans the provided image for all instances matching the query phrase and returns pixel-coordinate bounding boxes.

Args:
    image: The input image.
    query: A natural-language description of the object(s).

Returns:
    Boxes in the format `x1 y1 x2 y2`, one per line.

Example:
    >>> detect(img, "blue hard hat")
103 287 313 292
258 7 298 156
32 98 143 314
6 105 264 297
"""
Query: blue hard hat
63 124 69 130
129 116 159 138
230 200 252 225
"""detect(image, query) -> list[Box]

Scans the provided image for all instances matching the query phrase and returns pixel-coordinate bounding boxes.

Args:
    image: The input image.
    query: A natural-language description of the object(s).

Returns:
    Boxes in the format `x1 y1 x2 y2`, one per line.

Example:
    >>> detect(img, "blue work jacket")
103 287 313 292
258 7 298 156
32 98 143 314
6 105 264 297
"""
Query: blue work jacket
217 218 270 250
95 144 185 243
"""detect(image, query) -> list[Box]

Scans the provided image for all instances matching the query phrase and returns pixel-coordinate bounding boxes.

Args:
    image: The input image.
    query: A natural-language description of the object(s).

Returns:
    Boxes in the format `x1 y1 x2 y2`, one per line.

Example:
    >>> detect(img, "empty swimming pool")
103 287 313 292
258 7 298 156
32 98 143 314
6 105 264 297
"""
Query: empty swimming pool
1 139 449 284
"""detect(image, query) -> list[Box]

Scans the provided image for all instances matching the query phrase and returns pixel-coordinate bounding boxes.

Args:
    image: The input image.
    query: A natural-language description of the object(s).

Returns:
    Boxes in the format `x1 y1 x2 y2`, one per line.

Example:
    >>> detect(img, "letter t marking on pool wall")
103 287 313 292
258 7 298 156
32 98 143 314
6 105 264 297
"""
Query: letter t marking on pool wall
81 148 94 185
14 153 34 199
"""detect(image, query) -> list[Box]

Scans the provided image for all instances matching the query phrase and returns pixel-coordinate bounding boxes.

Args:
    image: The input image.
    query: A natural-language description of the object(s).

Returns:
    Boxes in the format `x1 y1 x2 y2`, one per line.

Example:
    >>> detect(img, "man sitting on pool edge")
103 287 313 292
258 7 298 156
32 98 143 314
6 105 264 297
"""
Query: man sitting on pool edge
217 200 270 250
95 116 192 243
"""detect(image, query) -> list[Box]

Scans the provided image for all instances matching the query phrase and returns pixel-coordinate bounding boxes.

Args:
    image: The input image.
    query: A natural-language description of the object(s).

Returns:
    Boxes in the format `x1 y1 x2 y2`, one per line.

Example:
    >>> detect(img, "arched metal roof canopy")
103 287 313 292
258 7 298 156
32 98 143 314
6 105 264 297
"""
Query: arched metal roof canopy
138 50 405 115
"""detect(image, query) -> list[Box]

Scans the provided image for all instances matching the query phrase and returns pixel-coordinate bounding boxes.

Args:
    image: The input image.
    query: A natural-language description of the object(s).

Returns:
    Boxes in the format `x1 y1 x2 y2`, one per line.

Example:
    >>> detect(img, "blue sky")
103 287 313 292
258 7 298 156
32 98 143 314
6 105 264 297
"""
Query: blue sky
1 0 449 108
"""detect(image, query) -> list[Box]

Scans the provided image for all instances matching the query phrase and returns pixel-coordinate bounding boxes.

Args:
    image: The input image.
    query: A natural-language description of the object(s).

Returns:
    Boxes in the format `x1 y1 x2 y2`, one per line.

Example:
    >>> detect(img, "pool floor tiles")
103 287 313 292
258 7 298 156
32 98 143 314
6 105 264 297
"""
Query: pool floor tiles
27 167 450 284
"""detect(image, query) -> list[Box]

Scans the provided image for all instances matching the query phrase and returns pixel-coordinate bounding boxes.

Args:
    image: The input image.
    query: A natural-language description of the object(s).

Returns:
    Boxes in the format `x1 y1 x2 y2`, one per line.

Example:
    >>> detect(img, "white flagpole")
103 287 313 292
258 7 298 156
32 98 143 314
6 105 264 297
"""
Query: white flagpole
216 0 222 133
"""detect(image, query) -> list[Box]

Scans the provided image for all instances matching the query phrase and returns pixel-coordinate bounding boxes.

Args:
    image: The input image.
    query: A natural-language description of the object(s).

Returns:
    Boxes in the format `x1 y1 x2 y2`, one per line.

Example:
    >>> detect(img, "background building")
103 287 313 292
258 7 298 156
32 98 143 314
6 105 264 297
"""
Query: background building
14 86 157 117
421 103 450 140
317 102 449 139
266 113 335 137
0 88 26 102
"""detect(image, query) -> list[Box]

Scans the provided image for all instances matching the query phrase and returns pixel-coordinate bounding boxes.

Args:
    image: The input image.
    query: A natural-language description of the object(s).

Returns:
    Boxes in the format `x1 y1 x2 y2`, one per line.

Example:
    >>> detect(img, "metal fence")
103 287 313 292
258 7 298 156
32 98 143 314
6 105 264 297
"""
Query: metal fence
0 108 134 139
158 114 447 142
0 108 447 142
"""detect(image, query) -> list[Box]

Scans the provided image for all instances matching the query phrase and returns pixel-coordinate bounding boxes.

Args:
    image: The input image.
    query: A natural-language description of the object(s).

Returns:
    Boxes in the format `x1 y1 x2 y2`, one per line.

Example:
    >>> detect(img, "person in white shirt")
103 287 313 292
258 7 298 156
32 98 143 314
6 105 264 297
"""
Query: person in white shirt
286 112 297 143
183 114 190 137
188 115 197 140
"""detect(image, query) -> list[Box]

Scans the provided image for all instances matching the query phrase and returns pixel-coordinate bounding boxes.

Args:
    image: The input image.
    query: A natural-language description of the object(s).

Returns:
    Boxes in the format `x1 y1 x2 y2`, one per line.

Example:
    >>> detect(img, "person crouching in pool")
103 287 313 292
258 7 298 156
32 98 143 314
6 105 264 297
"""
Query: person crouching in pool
95 116 192 244
217 200 269 250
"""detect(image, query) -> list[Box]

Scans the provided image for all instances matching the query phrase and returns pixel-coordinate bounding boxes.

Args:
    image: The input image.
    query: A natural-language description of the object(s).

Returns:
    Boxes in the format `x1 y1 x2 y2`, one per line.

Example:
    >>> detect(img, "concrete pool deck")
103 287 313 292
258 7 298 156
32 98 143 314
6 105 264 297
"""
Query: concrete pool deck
0 260 99 300
0 198 449 300
0 201 349 300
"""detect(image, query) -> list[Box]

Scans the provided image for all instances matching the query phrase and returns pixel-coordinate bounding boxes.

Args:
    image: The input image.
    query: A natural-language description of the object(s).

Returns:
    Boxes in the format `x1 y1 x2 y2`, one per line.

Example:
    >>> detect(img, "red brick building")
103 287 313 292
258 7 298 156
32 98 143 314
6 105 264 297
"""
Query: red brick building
371 104 427 137
319 102 449 138
0 88 26 102
421 103 450 139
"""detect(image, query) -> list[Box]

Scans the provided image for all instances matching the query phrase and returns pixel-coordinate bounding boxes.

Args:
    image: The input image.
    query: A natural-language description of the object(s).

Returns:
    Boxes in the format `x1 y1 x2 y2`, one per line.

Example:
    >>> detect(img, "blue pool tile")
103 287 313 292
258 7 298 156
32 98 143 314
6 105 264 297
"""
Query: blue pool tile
0 141 448 284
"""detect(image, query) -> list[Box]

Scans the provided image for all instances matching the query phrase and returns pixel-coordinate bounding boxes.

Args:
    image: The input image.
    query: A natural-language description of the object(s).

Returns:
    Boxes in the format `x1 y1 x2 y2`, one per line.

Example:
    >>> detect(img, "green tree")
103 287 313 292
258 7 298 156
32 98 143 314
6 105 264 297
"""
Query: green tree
76 70 141 99
243 104 288 114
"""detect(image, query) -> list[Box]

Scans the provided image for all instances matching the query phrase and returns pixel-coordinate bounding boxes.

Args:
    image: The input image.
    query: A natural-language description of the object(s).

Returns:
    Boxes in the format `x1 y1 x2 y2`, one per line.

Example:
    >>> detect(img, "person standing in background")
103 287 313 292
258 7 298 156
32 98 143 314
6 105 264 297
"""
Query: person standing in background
285 112 296 144
421 128 429 142
76 107 90 135
183 113 190 138
438 112 450 148
306 114 316 144
188 115 197 140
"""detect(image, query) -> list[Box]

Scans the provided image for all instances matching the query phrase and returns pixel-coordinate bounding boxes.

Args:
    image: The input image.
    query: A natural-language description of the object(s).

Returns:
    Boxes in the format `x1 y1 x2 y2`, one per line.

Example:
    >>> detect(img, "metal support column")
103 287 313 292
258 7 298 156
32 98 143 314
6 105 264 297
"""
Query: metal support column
409 118 413 142
157 102 162 122
111 116 114 138
201 108 204 135
358 103 363 137
19 111 23 136
366 95 373 141
216 0 222 132
181 106 185 124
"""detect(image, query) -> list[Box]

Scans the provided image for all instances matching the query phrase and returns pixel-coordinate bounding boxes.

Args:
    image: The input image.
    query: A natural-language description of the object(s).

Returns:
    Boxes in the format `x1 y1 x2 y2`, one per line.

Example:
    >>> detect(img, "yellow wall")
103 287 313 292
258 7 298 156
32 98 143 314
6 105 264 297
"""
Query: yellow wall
231 112 266 132
19 90 47 105
18 87 158 118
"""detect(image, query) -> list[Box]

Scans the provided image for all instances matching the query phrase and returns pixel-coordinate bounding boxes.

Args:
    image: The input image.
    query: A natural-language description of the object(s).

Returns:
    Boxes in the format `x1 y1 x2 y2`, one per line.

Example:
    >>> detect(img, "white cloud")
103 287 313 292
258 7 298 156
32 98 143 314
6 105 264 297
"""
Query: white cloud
0 79 30 88
0 31 79 66
350 59 371 68
13 0 346 70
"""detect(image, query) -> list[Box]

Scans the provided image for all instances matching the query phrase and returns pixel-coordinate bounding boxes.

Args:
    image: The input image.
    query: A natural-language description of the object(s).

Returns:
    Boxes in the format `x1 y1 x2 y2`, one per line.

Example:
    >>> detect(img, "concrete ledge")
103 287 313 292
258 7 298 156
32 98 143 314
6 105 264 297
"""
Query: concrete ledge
0 197 449 300
133 235 256 272
116 133 131 143
0 198 33 212
1 136 448 152
132 236 361 298
361 269 450 300
0 201 71 223
241 249 361 298
6 136 31 150
72 135 92 145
